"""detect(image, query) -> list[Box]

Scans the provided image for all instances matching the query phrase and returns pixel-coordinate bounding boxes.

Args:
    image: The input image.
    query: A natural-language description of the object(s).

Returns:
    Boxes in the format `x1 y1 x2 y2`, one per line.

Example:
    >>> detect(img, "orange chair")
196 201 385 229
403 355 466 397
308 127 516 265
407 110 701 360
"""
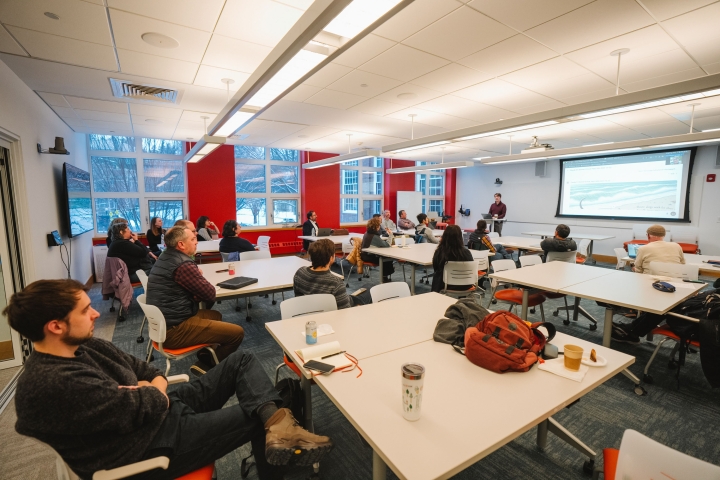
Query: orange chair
642 320 700 385
137 294 219 376
488 259 547 320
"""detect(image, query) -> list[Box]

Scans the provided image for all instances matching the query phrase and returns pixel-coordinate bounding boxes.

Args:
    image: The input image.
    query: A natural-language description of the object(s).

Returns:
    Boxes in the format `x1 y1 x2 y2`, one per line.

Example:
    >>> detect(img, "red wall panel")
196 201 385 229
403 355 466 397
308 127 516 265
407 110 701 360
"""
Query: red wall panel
300 150 341 227
187 144 237 230
444 168 456 224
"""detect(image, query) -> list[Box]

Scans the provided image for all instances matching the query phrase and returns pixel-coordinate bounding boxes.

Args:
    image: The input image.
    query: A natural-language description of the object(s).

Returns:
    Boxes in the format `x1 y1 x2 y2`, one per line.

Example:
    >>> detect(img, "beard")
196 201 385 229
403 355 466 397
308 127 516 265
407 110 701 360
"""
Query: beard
61 329 93 346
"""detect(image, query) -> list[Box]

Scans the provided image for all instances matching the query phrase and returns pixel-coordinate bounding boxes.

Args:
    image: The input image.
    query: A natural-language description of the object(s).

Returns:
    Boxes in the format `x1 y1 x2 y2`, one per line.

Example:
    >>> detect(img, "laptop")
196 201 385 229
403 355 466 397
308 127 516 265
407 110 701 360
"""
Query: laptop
627 243 641 259
481 213 493 220
217 276 258 290
316 228 333 237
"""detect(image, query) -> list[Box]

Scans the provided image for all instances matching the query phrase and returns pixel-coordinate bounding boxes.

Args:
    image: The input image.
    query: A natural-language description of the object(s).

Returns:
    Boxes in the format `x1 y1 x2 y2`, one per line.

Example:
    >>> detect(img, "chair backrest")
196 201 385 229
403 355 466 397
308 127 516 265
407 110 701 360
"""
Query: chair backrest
475 254 489 272
220 252 230 262
136 294 167 344
442 261 477 288
577 238 591 257
519 255 542 268
135 269 148 292
240 250 271 260
370 282 411 303
488 231 499 239
615 429 720 479
342 240 355 253
257 235 271 250
614 248 628 269
546 250 577 263
648 262 699 281
280 294 337 319
491 259 516 273
669 227 698 245
428 211 439 220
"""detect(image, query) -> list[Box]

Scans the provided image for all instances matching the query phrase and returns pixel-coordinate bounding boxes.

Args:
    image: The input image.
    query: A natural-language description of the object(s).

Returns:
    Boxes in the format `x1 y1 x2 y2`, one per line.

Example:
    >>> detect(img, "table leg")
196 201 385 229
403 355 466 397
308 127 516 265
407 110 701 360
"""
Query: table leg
410 264 416 295
537 418 596 460
379 255 384 280
301 374 313 432
586 240 596 265
603 308 613 348
521 289 529 320
372 450 387 480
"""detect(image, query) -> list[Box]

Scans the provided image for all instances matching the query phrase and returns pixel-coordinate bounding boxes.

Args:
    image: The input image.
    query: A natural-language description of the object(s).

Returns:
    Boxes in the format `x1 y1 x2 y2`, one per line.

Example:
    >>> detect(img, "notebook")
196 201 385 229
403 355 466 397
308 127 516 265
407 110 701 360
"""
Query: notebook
316 228 333 237
627 243 641 259
216 276 258 290
295 341 353 371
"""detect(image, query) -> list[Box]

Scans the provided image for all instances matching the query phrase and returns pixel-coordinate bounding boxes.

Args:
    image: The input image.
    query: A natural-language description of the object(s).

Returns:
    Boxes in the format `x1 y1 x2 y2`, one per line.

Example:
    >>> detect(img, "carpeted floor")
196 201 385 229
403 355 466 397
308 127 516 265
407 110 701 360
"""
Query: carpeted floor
4 258 720 479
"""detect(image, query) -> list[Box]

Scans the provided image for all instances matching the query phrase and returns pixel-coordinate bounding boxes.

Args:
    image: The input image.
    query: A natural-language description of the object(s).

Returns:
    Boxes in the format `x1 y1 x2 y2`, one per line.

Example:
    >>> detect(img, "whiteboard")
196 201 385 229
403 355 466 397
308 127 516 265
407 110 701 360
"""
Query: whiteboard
397 191 422 221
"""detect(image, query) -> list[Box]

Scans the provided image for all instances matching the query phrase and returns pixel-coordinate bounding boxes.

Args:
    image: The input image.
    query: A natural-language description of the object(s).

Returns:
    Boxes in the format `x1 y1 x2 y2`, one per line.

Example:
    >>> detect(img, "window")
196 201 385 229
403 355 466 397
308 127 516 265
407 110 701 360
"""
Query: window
416 164 444 214
340 157 383 223
235 147 300 227
88 135 186 234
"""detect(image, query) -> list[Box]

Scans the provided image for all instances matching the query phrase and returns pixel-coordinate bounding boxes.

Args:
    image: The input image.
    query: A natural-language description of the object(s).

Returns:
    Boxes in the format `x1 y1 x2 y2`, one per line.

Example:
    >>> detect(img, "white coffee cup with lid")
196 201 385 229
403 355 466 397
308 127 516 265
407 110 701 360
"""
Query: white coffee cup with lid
401 363 425 421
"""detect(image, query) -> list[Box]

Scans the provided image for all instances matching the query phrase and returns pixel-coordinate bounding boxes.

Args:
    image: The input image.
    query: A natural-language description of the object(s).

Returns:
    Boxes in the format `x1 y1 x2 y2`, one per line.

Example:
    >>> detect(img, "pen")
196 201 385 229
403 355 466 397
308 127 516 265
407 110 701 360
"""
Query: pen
321 351 346 359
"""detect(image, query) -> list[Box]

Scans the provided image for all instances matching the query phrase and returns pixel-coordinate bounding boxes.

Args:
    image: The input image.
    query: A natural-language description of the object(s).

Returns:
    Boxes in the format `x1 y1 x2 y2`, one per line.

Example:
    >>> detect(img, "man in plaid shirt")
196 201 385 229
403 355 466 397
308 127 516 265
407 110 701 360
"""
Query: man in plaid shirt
147 225 244 376
467 219 512 262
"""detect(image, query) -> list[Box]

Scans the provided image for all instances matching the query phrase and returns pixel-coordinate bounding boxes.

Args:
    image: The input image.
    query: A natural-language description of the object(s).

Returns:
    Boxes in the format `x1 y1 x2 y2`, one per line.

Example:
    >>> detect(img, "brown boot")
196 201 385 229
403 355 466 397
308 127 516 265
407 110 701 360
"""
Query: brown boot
264 408 333 466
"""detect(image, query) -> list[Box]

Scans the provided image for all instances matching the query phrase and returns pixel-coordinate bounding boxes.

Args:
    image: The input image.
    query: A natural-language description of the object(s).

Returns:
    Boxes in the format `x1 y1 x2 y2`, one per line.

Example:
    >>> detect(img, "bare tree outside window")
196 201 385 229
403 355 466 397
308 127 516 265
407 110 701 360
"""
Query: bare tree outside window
89 134 135 152
91 156 138 192
270 148 299 162
363 200 381 220
235 164 266 193
149 200 184 226
270 165 298 193
235 146 265 160
95 198 141 232
272 199 298 223
142 138 183 155
144 159 184 192
237 198 267 226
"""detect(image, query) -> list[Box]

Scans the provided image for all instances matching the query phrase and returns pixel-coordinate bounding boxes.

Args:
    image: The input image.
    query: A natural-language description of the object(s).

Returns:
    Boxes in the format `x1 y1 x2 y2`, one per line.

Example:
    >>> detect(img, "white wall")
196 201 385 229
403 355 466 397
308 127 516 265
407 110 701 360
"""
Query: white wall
0 58 92 283
456 146 720 256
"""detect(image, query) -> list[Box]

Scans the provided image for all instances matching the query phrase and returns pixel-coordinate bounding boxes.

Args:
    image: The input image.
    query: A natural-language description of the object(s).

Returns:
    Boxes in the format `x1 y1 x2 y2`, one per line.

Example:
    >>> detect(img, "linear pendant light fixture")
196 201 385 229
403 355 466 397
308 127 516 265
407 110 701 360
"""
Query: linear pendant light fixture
303 149 381 169
186 134 226 163
386 161 475 174
184 0 414 163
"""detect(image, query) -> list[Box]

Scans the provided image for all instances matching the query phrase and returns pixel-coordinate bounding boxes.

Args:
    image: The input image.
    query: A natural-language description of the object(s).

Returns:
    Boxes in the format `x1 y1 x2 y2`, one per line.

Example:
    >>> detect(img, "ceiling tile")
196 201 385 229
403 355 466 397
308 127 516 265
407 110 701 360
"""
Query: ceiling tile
234 120 308 146
415 94 514 123
117 49 198 84
74 109 131 123
500 57 613 99
214 0 305 47
510 100 566 116
587 129 647 143
303 63 353 88
403 6 515 61
634 121 692 137
268 125 339 149
202 35 272 74
193 64 251 91
109 10 211 64
454 79 557 112
304 89 366 110
65 96 128 113
0 24 26 56
82 119 133 130
558 86 620 105
385 107 478 129
373 0 462 43
132 124 175 138
705 62 720 75
662 2 720 65
51 105 79 118
466 0 594 31
372 83 443 107
619 66 705 93
694 114 720 132
409 63 493 94
326 70 402 97
60 117 88 128
128 103 182 119
640 0 717 21
180 110 218 122
358 44 450 82
0 0 112 45
458 35 558 77
604 108 675 128
106 0 225 32
282 84 322 102
38 91 70 107
348 98 405 116
332 34 396 69
525 0 654 54
7 27 117 70
131 115 180 132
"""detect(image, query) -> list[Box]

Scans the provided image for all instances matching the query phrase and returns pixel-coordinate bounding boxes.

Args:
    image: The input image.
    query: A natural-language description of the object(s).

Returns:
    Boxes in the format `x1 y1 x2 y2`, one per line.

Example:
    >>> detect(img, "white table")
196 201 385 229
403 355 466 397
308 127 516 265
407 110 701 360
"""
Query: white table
621 253 720 275
494 235 543 253
312 332 633 480
522 231 615 263
298 233 363 245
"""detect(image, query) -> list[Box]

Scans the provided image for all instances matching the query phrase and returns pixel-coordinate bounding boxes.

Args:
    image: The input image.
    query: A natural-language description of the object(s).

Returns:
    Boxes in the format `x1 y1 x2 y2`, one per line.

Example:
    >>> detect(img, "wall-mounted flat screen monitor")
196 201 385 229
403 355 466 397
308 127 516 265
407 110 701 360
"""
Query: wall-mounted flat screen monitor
556 148 695 222
62 162 94 237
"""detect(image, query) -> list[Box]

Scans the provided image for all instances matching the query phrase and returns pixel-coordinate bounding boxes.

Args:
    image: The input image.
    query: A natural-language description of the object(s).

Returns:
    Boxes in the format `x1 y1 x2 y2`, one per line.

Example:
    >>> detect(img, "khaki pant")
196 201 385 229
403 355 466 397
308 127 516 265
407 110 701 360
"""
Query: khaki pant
163 310 244 362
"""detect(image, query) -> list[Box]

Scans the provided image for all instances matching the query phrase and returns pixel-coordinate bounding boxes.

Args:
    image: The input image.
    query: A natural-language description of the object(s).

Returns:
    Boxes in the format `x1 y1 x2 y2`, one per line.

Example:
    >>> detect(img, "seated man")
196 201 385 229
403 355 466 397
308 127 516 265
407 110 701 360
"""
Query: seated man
540 224 577 258
397 210 415 230
147 226 244 376
380 210 397 234
5 279 332 480
633 224 684 274
293 238 358 308
415 213 440 244
467 219 511 261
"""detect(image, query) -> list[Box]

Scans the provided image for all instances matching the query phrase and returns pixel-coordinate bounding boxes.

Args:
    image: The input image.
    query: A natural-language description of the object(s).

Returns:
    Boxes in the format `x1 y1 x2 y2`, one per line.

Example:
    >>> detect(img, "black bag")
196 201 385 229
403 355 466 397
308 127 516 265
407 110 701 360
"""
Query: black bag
699 317 720 388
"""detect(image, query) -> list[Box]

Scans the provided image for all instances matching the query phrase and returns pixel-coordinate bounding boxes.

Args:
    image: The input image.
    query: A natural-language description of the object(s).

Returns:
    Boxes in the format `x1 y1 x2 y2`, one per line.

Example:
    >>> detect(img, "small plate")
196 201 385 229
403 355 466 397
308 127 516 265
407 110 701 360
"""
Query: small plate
582 354 607 367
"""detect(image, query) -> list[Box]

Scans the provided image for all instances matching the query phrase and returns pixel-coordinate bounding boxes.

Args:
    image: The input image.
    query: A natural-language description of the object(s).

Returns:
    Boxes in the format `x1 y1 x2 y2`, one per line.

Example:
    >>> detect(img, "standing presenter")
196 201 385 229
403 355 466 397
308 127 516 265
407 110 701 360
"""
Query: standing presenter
489 193 506 236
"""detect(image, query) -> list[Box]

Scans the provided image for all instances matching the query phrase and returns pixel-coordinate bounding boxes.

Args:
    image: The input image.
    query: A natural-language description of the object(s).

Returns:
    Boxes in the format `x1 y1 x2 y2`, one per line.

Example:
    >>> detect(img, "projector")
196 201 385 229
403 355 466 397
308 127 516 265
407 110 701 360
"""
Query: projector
521 136 553 154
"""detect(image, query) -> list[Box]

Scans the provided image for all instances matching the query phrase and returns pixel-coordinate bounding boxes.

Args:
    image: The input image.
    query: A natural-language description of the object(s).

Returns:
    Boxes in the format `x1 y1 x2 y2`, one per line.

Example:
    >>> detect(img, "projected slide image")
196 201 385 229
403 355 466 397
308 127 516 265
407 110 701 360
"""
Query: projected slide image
567 180 679 217
68 197 94 236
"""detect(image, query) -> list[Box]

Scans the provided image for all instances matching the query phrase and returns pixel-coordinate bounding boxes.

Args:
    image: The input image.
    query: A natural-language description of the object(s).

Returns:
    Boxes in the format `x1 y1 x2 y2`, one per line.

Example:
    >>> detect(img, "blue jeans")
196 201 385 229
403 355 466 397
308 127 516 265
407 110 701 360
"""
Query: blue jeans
489 244 512 262
137 350 284 480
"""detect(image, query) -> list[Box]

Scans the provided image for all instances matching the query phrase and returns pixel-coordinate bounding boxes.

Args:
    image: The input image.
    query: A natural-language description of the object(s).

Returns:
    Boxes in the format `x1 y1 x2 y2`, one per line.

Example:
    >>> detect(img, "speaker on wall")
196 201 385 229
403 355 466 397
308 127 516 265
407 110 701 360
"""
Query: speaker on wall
535 161 547 177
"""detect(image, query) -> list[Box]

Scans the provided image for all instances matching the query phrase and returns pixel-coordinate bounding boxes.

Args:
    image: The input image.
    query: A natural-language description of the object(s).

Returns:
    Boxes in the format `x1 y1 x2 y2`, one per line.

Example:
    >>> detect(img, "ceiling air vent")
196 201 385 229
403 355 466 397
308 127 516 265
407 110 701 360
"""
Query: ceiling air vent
109 78 181 103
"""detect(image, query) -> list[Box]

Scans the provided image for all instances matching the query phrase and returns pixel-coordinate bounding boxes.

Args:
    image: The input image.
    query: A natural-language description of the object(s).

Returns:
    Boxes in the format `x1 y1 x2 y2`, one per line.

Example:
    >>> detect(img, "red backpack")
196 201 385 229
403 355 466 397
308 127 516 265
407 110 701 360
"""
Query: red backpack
464 310 555 373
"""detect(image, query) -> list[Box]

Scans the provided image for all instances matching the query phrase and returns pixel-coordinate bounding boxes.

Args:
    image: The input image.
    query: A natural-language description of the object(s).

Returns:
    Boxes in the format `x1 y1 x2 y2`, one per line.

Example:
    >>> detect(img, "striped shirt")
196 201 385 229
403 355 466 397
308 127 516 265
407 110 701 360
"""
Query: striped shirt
293 266 352 310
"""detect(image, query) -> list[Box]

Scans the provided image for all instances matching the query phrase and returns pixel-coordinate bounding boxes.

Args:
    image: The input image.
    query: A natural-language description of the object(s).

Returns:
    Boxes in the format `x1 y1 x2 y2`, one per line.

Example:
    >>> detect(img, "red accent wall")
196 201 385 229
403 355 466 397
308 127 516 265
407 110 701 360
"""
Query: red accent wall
383 158 416 222
445 168 457 224
300 151 341 226
187 144 237 230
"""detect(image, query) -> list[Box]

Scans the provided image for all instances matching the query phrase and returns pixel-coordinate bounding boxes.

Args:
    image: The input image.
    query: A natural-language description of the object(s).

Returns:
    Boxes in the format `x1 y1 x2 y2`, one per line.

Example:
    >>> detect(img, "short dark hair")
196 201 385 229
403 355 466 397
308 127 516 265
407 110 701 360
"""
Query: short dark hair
222 220 239 238
417 213 428 223
309 239 335 268
165 226 190 248
196 216 209 229
372 213 381 218
306 210 315 220
398 210 405 216
476 219 487 232
494 193 502 198
3 279 88 342
556 224 570 239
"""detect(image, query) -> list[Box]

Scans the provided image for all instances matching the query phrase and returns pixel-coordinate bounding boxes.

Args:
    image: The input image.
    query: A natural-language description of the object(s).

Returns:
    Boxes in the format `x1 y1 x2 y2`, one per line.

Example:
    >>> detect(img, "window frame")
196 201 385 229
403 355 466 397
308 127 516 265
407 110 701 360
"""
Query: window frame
340 157 383 225
416 163 444 215
88 135 187 235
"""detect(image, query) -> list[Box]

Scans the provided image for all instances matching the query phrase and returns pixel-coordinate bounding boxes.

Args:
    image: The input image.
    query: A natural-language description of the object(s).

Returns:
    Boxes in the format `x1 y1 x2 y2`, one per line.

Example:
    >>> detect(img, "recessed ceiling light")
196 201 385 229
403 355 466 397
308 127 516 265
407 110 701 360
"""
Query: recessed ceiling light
141 32 179 49
44 12 60 20
145 119 162 124
360 84 368 88
397 93 417 100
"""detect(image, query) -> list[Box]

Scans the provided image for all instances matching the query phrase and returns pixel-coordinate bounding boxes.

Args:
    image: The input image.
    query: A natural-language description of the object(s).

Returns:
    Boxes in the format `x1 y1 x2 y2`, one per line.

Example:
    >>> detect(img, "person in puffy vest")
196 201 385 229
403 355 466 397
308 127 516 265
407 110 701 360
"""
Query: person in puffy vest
147 225 244 376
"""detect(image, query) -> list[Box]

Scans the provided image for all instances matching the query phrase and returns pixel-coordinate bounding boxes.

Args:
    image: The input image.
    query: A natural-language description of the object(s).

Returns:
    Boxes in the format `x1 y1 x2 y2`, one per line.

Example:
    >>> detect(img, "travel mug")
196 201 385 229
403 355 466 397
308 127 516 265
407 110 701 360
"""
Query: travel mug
401 363 425 421
228 263 235 275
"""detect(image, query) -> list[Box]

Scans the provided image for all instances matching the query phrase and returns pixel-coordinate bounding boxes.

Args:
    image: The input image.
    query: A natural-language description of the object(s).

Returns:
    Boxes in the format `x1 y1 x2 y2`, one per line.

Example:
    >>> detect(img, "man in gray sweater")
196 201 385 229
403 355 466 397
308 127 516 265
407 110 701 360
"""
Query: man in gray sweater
294 238 355 309
6 279 332 479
